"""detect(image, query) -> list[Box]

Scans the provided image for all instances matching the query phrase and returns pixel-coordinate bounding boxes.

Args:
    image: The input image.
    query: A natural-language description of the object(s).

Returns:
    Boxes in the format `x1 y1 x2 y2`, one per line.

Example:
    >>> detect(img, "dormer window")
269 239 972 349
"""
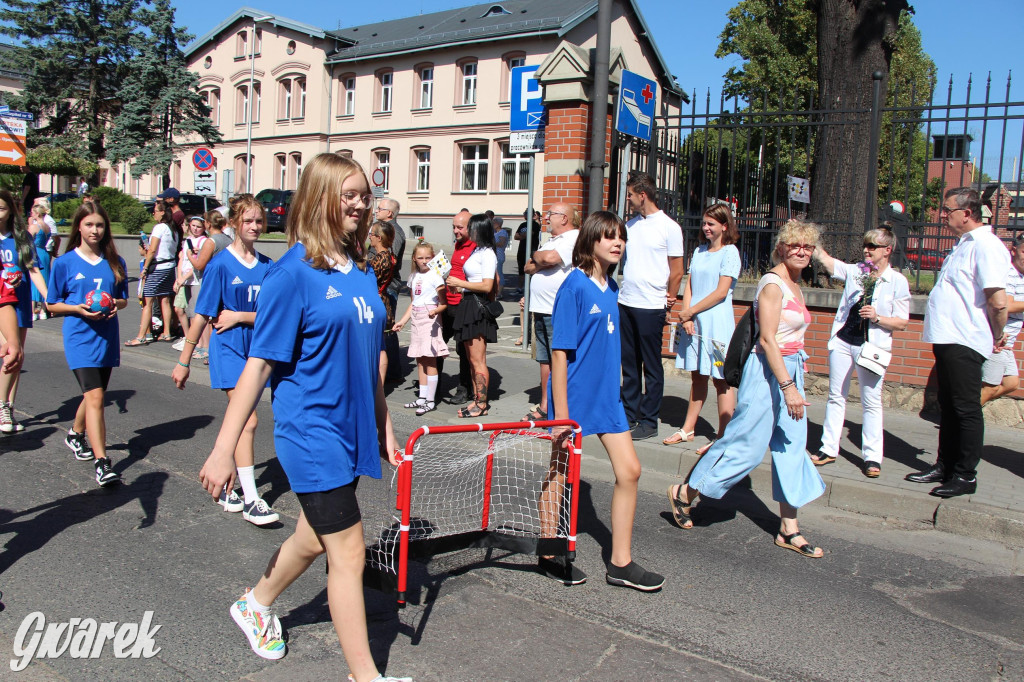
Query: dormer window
481 5 511 17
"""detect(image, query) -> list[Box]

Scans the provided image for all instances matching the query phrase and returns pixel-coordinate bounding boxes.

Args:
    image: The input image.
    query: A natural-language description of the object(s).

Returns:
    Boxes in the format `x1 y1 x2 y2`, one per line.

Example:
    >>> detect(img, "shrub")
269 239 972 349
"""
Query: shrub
120 203 151 235
52 198 83 223
91 186 142 223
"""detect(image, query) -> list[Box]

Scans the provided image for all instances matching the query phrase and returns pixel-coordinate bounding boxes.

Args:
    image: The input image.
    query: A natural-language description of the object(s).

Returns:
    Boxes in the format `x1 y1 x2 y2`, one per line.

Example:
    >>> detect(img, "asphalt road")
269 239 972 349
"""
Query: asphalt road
0 329 1021 681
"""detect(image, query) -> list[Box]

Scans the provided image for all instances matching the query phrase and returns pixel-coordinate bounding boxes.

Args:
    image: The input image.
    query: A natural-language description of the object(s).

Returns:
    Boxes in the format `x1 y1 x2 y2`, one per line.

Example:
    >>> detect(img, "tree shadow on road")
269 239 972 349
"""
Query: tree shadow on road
0 471 167 576
115 416 215 470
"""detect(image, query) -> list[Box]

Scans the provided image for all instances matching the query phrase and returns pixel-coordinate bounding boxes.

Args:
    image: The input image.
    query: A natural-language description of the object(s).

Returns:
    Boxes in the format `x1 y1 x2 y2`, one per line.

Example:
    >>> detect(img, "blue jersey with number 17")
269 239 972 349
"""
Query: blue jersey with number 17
194 246 272 389
547 268 630 437
249 244 385 493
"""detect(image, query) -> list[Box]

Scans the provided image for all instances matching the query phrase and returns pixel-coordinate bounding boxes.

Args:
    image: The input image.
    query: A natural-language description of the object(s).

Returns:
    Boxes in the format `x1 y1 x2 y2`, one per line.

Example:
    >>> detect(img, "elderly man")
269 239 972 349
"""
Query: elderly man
439 210 477 404
907 187 1009 497
522 202 580 421
375 198 405 381
619 171 684 440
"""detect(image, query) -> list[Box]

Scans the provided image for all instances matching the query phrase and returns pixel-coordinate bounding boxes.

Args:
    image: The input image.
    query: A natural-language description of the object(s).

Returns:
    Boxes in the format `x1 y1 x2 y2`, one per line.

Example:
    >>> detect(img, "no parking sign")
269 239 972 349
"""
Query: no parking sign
192 148 215 171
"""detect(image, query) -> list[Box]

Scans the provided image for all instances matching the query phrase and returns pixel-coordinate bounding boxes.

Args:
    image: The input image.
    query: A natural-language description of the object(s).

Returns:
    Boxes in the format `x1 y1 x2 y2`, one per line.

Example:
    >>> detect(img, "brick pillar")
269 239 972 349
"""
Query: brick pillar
542 100 614 213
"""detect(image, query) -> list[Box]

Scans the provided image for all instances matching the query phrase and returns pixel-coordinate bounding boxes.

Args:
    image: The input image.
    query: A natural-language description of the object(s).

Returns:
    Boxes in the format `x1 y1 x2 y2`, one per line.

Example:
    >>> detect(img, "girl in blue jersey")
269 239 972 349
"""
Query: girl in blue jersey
172 194 277 525
199 154 409 682
45 201 128 487
0 189 48 434
543 211 665 593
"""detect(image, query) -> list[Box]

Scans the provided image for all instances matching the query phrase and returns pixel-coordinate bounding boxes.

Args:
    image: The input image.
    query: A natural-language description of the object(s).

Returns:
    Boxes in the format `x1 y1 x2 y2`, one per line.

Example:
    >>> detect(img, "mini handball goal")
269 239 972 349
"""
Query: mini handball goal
365 419 583 605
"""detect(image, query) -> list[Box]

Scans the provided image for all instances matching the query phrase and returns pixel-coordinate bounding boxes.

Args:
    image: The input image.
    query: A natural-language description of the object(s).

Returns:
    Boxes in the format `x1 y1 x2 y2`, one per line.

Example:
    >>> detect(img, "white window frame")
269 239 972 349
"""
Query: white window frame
507 55 525 100
500 143 530 192
379 71 393 112
276 154 286 190
420 67 433 109
460 143 488 192
281 78 292 120
343 77 355 115
415 149 430 192
375 151 390 192
290 152 302 188
461 61 477 105
297 78 305 118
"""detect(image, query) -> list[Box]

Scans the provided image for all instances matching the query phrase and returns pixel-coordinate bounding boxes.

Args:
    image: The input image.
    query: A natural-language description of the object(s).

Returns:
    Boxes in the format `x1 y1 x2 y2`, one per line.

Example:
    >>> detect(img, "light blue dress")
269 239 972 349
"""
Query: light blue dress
31 227 51 305
676 244 741 379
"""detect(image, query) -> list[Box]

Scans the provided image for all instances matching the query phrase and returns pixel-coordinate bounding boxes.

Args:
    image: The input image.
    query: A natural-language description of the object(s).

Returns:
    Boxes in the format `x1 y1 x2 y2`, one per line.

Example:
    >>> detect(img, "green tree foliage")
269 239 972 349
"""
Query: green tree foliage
91 186 143 223
108 0 221 181
0 0 142 160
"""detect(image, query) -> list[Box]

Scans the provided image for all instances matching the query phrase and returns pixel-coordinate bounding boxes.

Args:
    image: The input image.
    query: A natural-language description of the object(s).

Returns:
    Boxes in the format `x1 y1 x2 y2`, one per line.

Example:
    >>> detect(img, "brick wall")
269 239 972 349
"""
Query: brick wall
661 286 1024 400
542 100 612 211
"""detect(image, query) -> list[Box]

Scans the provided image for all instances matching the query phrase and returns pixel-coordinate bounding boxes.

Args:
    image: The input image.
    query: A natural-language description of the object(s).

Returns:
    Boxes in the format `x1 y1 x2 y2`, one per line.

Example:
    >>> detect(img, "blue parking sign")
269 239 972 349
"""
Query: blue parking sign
510 65 546 132
615 70 657 141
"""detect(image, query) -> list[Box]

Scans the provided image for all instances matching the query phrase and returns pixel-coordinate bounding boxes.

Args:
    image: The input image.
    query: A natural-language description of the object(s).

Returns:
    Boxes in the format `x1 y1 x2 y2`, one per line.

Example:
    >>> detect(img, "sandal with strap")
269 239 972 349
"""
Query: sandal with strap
666 484 693 529
415 401 436 416
662 428 694 446
404 399 425 409
124 336 150 347
522 406 545 421
810 451 836 466
775 531 824 558
695 439 717 456
863 460 881 478
457 401 490 418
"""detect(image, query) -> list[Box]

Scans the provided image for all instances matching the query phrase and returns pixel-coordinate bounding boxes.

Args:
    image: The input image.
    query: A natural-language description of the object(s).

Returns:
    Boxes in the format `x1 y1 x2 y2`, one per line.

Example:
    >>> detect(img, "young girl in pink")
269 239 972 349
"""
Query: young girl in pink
392 242 448 415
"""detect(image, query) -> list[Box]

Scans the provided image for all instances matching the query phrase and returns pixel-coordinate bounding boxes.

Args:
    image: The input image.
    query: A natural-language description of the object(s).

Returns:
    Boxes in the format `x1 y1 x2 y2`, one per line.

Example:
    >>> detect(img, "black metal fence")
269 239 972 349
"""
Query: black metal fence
613 73 1024 289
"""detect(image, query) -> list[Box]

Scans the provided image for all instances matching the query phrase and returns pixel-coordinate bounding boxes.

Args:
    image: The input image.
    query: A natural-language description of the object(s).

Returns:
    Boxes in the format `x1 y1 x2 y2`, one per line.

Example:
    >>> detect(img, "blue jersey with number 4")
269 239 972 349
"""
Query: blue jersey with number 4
249 244 385 493
547 268 629 436
47 251 128 370
194 246 272 389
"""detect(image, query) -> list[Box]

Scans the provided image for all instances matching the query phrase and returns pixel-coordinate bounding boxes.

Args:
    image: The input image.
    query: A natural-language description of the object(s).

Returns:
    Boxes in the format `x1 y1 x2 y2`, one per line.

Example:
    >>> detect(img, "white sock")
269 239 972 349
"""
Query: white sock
237 466 258 504
418 383 428 400
246 588 270 613
426 375 438 403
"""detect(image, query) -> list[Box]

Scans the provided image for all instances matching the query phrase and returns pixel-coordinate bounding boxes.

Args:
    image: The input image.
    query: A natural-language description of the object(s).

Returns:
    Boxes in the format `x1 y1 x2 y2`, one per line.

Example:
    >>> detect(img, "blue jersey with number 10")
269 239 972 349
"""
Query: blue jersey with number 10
0 233 32 328
194 246 272 389
47 250 128 370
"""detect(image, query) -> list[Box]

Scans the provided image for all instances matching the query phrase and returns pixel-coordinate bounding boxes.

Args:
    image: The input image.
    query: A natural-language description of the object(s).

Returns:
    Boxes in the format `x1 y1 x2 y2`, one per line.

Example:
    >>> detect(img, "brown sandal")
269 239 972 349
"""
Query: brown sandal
667 484 693 529
457 401 490 418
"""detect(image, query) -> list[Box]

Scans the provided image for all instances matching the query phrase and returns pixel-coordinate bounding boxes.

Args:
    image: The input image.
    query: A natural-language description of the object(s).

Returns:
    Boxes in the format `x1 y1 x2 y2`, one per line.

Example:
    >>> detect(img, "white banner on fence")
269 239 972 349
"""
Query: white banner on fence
787 176 810 203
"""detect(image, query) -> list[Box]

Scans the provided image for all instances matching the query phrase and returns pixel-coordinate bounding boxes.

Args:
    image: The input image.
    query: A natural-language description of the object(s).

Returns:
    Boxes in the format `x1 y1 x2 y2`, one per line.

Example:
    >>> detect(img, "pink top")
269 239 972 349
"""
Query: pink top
753 272 811 356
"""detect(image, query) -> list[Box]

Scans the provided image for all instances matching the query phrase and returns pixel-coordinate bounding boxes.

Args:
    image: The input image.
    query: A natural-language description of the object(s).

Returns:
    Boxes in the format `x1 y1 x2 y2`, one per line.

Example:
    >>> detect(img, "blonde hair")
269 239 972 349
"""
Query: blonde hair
410 241 436 277
772 219 820 264
288 153 370 272
863 226 895 248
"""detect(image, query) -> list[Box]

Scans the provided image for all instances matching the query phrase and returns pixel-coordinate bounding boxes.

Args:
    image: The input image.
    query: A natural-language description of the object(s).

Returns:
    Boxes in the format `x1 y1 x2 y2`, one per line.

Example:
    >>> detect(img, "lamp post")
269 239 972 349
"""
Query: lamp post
245 14 273 193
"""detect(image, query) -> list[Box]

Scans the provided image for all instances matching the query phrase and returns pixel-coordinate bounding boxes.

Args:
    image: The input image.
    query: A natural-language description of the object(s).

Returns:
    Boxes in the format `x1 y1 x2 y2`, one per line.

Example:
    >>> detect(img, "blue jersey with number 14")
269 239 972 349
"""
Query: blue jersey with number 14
194 246 272 389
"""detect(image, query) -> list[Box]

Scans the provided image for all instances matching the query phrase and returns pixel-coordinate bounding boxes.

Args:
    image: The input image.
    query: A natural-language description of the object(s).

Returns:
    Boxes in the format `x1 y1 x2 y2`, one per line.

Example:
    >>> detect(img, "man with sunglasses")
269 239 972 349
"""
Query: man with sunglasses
908 187 1010 497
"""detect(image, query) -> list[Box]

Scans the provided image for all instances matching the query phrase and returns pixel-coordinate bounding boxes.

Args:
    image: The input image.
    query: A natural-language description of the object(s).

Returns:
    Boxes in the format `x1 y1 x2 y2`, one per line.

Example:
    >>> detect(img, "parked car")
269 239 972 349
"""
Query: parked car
142 193 221 217
255 189 293 232
906 249 947 269
44 192 78 207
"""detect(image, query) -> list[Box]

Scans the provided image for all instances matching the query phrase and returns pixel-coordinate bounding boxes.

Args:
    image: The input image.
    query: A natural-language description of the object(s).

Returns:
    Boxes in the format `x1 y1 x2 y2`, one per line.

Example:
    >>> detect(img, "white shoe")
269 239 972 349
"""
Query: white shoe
218 488 244 512
230 590 285 660
171 338 186 351
242 498 280 525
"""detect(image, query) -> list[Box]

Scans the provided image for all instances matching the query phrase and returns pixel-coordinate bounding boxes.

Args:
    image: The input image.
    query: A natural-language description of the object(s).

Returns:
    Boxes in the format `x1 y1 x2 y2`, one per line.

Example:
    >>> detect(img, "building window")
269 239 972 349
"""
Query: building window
288 153 302 190
253 29 262 56
286 40 296 55
276 154 286 190
418 66 433 109
337 149 353 159
375 150 390 192
205 88 221 126
414 149 430 192
280 78 292 120
504 53 525 101
377 71 393 113
252 82 261 122
461 61 477 105
236 84 249 123
340 75 355 116
460 143 488 191
295 78 305 118
203 56 212 69
500 143 530 191
235 30 247 59
233 154 250 193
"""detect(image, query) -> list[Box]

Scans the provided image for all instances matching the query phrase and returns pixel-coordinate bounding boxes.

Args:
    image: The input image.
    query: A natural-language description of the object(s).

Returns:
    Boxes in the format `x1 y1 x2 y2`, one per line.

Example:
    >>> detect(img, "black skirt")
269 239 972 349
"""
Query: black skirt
453 293 498 344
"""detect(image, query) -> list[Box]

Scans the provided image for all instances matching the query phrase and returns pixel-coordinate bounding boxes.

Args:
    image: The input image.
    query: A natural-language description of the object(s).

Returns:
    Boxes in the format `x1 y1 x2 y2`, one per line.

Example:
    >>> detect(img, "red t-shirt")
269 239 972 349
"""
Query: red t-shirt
0 277 18 307
446 239 477 305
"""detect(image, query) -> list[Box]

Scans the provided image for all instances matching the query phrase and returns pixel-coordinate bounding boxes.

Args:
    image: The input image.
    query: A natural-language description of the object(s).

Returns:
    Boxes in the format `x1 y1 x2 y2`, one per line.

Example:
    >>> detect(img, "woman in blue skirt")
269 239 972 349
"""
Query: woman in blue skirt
667 220 826 558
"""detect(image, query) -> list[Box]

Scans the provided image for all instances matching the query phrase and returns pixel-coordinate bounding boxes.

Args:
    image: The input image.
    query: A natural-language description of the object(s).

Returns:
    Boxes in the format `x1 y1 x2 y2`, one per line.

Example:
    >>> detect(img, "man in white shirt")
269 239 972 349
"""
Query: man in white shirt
980 233 1024 404
619 171 684 440
908 187 1009 497
522 202 580 421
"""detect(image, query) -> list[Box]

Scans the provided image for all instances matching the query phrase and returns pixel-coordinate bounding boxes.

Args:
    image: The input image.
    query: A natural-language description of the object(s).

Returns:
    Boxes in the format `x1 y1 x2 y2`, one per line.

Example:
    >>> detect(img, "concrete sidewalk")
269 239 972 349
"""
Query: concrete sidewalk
29 292 1023 548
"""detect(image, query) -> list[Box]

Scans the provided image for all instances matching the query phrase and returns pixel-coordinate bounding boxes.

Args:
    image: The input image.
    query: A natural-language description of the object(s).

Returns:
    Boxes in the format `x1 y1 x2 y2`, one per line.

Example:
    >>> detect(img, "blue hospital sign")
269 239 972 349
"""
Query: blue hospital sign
615 70 657 142
510 65 546 132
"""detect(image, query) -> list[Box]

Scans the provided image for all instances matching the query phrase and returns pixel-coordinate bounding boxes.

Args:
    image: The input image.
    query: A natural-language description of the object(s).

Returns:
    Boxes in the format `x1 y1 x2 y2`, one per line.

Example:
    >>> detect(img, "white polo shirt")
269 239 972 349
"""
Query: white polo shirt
923 225 1010 351
528 228 579 315
828 260 911 352
619 210 684 309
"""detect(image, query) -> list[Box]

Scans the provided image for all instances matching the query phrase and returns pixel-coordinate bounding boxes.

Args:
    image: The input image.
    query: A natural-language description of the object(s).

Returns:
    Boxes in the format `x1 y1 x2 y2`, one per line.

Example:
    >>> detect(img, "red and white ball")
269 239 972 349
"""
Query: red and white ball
85 288 114 315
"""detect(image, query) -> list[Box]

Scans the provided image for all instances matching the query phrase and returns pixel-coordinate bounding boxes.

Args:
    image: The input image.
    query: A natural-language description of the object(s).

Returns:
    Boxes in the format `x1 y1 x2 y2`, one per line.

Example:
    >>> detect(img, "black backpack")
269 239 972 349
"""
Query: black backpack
723 306 756 388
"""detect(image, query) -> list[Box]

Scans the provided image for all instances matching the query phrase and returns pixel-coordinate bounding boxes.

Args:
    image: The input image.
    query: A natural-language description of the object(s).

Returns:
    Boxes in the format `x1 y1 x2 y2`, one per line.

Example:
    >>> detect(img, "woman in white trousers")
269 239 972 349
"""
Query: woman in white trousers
811 227 910 477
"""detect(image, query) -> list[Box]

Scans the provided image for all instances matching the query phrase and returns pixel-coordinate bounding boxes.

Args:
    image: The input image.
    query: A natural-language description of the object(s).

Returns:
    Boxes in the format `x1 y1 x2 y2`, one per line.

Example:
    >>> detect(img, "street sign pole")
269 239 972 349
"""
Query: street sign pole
523 153 535 350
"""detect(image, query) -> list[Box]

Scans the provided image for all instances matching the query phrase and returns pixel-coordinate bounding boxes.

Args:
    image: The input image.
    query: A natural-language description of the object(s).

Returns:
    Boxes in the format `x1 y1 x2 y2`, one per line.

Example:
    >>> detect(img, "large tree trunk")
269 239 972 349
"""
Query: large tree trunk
811 0 905 261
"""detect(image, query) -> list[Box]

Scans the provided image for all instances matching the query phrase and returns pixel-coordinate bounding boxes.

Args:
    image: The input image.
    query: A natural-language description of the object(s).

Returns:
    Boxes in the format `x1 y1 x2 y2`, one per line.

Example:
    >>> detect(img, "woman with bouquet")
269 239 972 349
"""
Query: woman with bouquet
811 227 910 477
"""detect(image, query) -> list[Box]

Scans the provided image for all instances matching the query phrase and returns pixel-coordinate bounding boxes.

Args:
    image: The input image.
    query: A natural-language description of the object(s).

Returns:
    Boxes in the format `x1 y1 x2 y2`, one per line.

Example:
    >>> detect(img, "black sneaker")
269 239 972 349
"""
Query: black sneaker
445 386 470 405
65 430 93 461
94 458 121 486
630 423 657 441
538 556 587 585
605 561 664 592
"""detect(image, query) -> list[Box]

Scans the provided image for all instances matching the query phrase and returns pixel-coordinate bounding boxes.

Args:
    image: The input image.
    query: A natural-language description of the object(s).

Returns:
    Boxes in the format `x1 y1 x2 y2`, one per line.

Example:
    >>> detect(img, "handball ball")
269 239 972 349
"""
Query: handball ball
2 265 22 287
85 288 114 315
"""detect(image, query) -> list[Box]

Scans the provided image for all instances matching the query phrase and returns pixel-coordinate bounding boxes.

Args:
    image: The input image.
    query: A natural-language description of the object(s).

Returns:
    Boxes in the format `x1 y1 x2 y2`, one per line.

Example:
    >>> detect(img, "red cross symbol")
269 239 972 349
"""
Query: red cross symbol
640 84 654 104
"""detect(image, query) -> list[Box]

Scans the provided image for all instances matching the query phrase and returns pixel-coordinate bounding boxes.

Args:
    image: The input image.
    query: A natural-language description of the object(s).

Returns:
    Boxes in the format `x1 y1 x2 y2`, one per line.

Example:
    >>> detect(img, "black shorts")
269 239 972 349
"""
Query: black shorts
73 367 112 393
296 478 361 535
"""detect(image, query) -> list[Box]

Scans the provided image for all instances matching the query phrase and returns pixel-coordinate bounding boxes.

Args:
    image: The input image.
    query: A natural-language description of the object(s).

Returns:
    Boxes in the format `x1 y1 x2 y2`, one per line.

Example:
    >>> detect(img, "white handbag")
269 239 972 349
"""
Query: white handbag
856 341 891 376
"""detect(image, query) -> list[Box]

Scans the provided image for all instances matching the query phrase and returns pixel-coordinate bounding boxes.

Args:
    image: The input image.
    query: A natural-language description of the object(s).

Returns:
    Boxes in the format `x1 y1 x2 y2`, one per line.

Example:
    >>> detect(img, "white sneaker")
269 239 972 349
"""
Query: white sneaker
243 498 280 525
171 338 186 351
218 488 244 512
0 401 24 434
229 589 286 660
